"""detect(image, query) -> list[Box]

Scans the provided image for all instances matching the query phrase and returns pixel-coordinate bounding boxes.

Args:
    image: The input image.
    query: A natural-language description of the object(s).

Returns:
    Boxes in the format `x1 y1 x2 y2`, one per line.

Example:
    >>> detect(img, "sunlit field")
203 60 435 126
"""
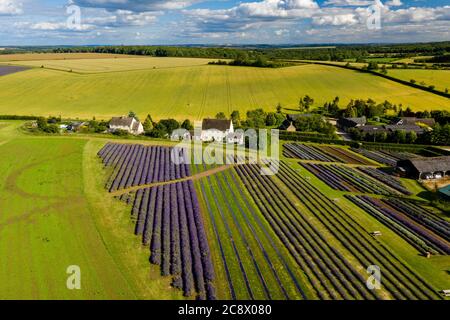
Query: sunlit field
0 56 448 121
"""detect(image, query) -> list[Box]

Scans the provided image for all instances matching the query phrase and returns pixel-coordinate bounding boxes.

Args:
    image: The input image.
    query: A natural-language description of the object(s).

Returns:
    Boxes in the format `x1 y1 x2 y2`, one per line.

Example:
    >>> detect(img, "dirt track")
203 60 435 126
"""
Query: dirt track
110 164 233 196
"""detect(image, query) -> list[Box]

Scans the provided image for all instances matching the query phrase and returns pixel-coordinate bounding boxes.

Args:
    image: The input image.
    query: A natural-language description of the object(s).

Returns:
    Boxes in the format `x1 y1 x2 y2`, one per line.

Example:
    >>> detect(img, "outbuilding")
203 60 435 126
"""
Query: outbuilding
396 156 450 180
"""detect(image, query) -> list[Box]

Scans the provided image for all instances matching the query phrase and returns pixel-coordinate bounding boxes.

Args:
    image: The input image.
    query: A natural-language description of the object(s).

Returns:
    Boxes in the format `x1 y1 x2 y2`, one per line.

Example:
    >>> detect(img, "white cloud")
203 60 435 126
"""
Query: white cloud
74 0 199 12
0 0 22 15
323 0 372 7
313 13 358 26
30 22 94 32
384 6 450 23
385 0 402 7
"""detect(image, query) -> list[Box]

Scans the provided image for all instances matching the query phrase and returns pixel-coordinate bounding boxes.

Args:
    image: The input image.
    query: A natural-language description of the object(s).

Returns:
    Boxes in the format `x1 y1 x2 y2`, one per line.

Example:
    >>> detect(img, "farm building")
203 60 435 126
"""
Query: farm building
109 116 144 135
392 117 435 127
67 121 86 132
279 114 315 131
396 156 450 180
200 119 243 144
358 124 424 135
337 116 367 130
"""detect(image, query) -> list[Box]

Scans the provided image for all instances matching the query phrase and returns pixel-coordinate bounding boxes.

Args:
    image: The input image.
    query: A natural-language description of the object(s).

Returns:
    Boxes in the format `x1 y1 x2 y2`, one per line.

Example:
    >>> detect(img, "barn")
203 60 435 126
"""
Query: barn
396 156 450 180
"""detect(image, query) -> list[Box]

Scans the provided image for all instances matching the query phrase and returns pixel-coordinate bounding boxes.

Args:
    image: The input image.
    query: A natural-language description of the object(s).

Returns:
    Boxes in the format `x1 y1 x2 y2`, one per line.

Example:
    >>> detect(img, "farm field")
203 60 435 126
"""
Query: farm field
6 57 214 73
388 69 450 93
0 122 184 299
0 56 449 120
0 52 144 62
0 121 449 300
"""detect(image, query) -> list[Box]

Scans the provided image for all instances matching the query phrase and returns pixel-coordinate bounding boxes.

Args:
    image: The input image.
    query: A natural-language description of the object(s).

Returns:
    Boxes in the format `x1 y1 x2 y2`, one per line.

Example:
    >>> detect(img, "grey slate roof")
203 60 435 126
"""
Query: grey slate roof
110 116 134 127
345 116 367 126
202 119 232 131
401 156 450 173
384 125 424 134
394 117 435 126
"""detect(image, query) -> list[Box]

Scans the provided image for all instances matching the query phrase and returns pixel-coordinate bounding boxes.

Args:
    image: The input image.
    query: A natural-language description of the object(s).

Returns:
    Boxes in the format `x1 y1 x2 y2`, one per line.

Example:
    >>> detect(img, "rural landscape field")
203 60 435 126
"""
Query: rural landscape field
0 0 450 309
0 53 449 121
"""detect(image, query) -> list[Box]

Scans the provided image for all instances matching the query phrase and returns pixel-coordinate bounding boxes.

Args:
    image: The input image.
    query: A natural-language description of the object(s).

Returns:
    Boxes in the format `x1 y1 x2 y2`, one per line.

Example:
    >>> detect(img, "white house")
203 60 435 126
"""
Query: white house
200 119 244 145
109 116 144 135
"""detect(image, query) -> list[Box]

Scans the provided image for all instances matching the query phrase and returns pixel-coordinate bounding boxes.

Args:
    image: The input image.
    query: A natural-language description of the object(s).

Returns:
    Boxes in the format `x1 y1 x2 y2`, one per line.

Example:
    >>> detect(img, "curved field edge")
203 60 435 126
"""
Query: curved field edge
0 137 136 299
0 63 448 121
82 139 185 300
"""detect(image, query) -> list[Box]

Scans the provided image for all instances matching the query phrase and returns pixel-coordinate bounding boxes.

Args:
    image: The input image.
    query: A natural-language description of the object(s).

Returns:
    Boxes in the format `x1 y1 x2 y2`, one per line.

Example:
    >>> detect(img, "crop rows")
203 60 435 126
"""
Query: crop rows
267 161 441 299
351 148 421 167
351 148 400 166
347 196 450 255
300 163 402 195
284 143 371 164
357 167 412 195
384 198 450 242
98 143 191 191
321 146 373 165
283 143 340 162
197 161 308 300
125 180 216 300
235 163 386 300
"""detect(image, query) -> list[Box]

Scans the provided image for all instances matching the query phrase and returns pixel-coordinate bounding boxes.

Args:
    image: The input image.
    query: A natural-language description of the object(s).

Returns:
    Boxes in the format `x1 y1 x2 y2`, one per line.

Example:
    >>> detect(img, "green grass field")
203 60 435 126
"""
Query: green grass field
0 122 183 299
388 69 450 92
0 57 448 121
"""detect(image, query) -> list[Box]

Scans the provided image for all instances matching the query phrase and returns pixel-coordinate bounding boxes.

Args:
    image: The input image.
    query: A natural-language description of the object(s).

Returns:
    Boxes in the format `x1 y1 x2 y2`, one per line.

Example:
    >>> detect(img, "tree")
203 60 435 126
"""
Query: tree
159 119 180 134
276 103 282 113
367 61 379 70
181 119 193 131
265 112 277 126
380 65 388 75
230 110 241 126
393 130 407 143
302 95 314 111
143 114 154 132
37 117 47 130
128 111 138 120
405 131 417 144
215 112 226 120
344 105 357 118
246 109 267 128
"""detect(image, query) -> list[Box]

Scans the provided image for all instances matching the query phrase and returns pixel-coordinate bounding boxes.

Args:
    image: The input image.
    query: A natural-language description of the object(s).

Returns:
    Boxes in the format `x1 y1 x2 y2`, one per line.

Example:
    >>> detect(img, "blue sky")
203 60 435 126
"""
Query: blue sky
0 0 449 45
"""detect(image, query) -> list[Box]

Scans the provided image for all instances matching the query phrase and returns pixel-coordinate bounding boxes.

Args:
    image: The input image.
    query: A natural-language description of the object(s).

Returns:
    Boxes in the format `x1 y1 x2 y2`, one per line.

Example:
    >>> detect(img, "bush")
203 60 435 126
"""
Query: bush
112 129 129 136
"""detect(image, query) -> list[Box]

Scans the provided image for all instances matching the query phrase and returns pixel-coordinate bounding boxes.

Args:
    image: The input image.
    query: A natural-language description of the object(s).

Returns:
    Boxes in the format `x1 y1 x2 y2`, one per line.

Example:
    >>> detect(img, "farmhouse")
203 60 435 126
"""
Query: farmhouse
396 156 450 180
200 119 243 144
109 116 144 135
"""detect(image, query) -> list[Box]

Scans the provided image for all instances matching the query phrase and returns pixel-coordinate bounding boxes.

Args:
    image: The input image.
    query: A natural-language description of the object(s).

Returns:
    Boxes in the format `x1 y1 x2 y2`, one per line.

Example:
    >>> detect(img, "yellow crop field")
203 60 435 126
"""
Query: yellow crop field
0 52 142 62
7 56 214 73
0 57 448 121
388 69 450 93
